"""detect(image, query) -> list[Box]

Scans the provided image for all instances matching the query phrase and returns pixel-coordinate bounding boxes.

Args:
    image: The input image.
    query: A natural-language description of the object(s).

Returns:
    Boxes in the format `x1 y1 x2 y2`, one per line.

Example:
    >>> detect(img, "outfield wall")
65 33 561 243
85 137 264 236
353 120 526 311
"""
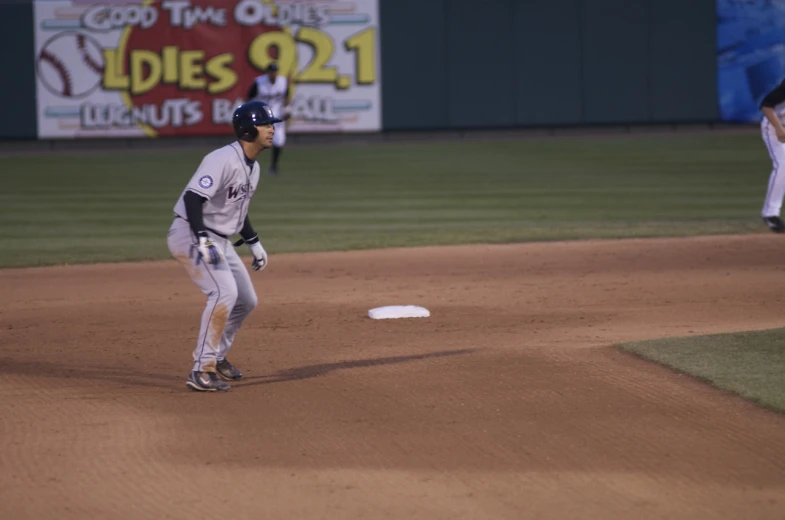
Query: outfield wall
381 0 719 131
0 0 732 141
0 0 37 140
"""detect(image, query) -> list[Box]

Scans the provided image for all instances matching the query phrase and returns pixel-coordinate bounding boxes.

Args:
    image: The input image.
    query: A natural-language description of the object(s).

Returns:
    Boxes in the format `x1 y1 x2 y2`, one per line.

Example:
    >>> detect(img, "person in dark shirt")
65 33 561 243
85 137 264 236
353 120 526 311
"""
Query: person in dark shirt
759 79 785 232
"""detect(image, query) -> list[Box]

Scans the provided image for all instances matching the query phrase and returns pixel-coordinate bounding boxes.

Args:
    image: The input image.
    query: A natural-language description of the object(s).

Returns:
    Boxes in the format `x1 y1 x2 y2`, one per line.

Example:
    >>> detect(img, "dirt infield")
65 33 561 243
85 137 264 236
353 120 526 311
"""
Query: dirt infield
2 234 785 519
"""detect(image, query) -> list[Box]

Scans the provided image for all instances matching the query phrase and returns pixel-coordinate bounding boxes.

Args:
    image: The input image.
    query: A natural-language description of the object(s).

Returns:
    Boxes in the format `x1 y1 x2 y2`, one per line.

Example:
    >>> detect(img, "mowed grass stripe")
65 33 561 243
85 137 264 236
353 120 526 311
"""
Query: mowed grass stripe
0 133 771 268
2 222 763 265
3 203 760 224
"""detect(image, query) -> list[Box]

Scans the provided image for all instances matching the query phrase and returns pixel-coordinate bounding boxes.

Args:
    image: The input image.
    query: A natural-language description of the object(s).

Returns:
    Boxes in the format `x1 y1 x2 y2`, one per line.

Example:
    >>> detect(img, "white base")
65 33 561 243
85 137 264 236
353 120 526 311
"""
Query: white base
368 305 431 320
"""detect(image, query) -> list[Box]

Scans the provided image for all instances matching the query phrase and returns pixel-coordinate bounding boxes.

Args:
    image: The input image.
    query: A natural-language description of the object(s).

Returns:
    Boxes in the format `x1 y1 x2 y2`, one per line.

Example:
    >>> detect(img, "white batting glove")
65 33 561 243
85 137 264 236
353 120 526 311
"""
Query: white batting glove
248 239 268 271
196 231 224 266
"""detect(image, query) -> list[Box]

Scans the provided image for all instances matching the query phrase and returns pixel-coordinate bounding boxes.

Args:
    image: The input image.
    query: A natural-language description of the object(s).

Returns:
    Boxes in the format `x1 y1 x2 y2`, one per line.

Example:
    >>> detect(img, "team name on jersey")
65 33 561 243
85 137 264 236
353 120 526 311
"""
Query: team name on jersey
228 183 250 201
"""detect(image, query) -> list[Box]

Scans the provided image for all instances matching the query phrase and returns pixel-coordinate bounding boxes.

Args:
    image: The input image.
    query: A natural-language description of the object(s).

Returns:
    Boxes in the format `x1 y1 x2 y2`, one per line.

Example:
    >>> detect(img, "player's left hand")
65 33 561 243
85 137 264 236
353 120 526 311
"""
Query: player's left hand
233 236 268 271
249 241 268 271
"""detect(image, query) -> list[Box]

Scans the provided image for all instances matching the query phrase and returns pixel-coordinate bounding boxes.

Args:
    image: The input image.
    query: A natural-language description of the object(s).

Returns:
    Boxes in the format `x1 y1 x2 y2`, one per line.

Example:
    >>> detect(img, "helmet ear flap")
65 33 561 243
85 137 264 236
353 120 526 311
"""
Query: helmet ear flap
240 121 258 142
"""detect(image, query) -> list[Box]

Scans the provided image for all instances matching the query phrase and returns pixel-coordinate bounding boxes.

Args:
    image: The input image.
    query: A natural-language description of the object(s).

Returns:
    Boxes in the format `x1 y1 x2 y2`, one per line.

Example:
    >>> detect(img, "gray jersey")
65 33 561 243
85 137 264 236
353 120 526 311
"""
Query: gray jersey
173 142 260 237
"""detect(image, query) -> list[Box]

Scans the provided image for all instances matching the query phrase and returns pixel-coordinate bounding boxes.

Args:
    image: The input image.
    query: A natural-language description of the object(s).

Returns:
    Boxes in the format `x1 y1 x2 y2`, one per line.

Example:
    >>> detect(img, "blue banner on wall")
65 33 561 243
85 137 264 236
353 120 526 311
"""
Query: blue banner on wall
718 0 785 122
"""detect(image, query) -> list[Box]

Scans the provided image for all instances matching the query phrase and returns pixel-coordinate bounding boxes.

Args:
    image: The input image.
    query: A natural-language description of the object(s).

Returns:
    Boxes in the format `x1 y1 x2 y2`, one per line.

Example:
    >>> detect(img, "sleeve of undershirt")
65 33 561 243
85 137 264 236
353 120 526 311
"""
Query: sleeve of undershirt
760 80 785 108
239 215 259 244
183 191 207 236
247 81 258 101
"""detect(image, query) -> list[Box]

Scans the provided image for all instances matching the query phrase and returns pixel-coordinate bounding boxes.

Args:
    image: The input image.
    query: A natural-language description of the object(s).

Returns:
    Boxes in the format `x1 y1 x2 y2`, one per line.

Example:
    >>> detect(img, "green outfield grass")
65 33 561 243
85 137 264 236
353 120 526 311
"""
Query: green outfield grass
618 329 785 414
0 132 772 268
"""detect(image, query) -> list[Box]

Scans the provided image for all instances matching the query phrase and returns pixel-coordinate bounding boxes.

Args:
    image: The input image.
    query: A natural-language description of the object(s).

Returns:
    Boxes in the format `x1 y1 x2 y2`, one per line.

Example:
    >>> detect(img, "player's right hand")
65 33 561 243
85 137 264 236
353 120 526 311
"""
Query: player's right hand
195 231 224 266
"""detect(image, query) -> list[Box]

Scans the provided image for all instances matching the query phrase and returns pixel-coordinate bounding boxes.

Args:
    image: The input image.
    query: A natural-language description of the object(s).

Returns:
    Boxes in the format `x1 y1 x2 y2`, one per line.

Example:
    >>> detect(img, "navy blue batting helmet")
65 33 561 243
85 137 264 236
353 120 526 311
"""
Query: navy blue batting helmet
232 101 282 142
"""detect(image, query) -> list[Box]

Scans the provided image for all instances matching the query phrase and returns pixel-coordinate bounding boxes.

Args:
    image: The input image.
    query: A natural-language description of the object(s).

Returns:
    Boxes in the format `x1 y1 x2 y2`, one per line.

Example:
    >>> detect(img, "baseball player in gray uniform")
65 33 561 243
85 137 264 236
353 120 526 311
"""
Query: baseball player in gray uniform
760 78 785 233
167 100 282 392
247 62 291 175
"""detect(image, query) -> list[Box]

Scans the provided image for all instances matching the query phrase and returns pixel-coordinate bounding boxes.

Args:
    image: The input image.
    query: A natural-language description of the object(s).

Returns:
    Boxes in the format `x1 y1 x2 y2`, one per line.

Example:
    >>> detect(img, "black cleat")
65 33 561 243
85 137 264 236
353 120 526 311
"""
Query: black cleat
763 216 785 233
216 359 244 381
186 371 231 392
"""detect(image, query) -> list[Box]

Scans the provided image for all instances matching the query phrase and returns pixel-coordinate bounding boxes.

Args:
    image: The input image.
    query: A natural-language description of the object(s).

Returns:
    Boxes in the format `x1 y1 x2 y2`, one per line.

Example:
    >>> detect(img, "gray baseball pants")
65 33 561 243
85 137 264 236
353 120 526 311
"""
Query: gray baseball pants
166 217 258 373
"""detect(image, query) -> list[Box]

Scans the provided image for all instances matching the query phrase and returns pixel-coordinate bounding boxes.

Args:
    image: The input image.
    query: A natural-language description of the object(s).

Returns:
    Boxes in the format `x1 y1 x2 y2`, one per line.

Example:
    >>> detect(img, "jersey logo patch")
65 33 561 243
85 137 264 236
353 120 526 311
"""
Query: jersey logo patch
198 175 214 189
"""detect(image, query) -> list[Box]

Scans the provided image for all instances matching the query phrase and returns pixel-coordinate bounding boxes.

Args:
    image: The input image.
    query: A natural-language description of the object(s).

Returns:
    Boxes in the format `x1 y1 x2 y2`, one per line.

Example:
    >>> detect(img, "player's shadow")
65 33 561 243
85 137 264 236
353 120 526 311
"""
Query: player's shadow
236 348 476 389
0 358 181 389
0 349 476 391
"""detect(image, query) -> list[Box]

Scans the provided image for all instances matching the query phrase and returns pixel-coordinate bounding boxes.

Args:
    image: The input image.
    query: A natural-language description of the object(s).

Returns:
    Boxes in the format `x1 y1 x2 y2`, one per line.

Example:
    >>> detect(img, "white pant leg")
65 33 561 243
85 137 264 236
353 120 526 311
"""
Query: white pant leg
761 118 785 217
216 245 258 361
273 121 286 147
167 218 237 373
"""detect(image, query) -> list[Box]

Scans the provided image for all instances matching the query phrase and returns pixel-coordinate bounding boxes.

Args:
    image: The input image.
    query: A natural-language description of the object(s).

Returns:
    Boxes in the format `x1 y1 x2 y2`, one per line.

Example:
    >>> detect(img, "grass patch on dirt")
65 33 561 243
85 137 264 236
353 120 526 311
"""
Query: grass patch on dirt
618 328 785 414
0 132 771 268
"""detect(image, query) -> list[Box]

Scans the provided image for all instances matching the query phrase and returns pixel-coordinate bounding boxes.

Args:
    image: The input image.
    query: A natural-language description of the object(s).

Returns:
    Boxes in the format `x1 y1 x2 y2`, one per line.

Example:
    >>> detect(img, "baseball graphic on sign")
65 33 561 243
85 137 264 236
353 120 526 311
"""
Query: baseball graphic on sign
37 31 105 99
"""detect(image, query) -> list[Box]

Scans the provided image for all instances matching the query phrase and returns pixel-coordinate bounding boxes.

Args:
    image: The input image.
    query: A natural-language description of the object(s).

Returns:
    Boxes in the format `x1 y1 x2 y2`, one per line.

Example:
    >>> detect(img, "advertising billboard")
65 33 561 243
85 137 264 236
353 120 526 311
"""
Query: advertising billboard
33 0 381 138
